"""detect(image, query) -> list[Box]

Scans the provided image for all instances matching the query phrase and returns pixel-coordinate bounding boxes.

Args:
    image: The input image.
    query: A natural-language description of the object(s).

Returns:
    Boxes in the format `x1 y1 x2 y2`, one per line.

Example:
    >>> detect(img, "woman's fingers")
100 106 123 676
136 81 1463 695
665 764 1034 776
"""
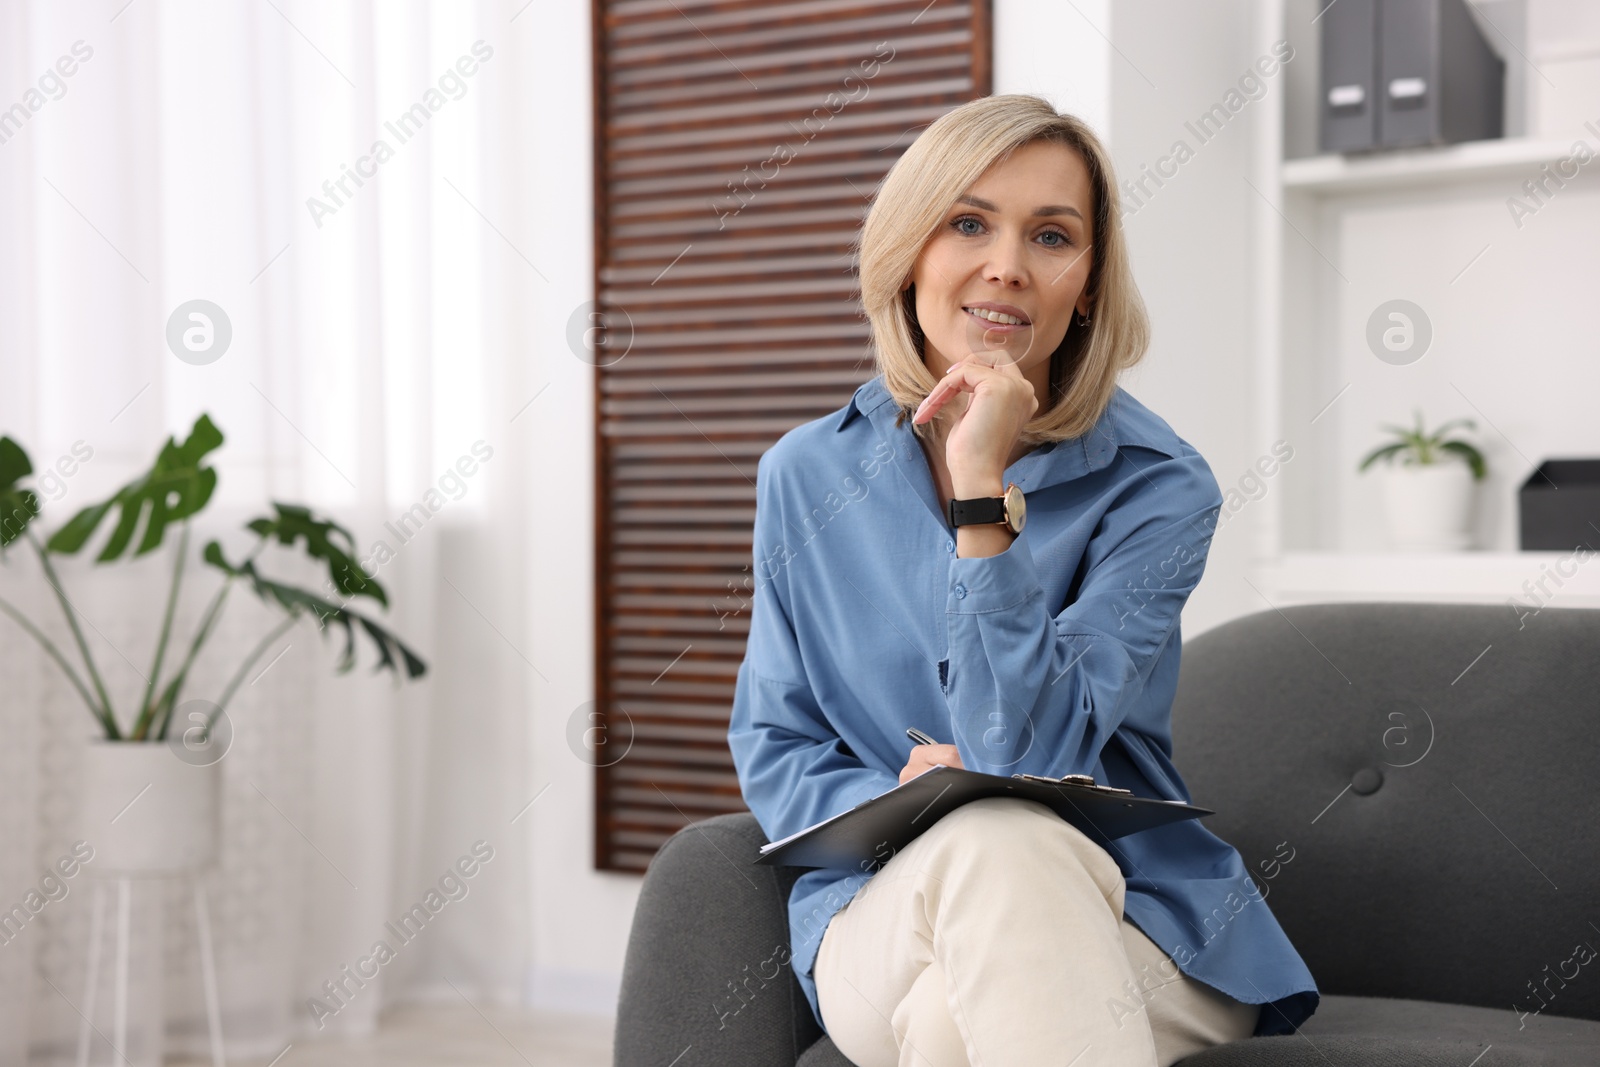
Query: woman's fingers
912 355 1028 425
912 356 1002 424
898 743 966 784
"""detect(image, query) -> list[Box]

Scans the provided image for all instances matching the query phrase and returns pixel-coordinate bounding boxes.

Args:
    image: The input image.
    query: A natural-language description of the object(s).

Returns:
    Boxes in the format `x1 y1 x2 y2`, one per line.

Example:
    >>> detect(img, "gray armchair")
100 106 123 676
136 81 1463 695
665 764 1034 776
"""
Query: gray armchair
615 603 1600 1065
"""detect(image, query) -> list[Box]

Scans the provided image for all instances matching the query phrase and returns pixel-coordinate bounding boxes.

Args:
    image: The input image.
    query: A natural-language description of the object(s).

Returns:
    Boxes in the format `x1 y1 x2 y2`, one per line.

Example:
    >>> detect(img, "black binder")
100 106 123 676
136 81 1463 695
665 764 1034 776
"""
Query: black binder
754 765 1213 869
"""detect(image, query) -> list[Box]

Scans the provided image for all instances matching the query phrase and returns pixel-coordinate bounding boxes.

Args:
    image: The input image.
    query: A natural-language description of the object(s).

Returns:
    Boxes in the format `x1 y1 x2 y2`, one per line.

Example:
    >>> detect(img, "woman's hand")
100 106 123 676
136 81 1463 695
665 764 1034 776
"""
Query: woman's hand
910 354 1038 489
899 743 965 785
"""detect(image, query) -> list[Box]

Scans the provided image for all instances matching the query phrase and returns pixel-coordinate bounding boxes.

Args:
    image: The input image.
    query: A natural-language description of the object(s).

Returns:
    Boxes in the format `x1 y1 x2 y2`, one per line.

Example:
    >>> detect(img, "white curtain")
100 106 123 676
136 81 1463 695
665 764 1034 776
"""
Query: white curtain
0 0 536 1061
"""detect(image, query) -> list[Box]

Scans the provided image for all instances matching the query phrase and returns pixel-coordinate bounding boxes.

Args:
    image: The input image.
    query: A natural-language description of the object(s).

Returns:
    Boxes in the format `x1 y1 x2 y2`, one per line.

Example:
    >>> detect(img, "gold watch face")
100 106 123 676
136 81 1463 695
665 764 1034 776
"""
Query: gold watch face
1003 483 1026 533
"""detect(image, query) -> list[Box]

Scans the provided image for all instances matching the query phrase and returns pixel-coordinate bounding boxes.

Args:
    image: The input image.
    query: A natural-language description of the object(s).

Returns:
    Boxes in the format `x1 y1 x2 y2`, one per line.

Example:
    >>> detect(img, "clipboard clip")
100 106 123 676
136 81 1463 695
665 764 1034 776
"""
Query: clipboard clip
1011 772 1135 796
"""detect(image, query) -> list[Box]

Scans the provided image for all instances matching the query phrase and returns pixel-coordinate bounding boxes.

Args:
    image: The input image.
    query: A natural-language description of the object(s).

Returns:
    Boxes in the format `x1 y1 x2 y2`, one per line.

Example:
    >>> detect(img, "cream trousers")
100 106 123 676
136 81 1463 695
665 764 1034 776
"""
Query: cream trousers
814 797 1260 1067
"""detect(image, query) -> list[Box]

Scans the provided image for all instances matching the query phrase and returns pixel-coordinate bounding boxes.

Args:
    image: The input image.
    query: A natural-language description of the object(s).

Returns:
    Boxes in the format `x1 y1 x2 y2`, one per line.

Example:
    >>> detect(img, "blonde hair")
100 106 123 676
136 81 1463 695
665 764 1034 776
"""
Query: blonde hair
853 93 1150 446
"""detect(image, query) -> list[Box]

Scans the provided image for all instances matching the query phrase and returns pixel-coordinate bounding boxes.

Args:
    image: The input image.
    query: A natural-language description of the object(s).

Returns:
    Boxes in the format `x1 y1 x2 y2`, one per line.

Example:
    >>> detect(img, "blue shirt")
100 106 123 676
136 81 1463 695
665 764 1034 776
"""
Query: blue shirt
727 373 1319 1037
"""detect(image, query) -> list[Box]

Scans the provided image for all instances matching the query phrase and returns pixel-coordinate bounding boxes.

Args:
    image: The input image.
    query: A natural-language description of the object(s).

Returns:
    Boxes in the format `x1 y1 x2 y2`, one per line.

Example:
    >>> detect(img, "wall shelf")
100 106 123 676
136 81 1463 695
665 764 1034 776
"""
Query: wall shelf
1282 135 1590 194
1243 0 1600 607
1260 551 1600 607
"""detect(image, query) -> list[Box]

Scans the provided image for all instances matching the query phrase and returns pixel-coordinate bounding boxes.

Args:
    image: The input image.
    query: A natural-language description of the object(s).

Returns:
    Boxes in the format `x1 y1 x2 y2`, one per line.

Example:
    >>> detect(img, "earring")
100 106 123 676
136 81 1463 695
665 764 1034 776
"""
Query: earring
1074 309 1092 327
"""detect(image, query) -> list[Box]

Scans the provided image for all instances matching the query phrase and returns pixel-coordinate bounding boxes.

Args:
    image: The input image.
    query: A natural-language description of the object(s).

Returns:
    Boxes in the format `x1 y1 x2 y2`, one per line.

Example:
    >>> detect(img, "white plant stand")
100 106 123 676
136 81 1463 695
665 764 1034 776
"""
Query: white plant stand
75 741 226 1067
76 878 225 1067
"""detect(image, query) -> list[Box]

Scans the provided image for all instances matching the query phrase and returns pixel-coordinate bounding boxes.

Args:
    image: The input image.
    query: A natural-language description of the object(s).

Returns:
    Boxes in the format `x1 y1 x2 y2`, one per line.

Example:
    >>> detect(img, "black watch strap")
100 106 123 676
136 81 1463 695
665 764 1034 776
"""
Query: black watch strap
948 496 1006 527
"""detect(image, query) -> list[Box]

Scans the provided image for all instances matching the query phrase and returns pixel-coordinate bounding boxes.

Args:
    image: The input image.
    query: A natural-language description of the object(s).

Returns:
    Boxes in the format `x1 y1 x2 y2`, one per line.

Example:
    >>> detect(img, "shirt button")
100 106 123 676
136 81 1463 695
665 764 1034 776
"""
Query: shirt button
945 539 955 552
954 583 967 599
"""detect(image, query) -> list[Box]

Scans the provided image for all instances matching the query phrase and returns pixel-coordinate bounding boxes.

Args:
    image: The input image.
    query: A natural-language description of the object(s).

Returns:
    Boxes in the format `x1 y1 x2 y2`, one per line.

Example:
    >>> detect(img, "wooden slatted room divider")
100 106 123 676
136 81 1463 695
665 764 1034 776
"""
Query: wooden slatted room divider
590 0 992 872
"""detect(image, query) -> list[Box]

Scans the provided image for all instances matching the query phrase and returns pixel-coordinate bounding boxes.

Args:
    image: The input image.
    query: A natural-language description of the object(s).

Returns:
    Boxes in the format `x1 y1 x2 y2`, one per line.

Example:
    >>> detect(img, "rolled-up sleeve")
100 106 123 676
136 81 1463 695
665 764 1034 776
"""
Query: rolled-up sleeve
728 451 901 848
942 450 1224 778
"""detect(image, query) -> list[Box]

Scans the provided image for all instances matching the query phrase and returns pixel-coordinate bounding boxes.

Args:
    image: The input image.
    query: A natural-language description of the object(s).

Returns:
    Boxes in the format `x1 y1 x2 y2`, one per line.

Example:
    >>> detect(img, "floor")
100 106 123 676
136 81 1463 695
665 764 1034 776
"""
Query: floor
171 1004 613 1066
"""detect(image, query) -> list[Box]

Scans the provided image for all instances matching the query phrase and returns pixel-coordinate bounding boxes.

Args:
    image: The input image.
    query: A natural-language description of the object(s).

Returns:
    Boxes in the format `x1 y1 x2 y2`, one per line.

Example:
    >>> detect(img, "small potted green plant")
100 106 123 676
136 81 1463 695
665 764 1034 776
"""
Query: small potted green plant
0 414 426 876
1357 408 1487 551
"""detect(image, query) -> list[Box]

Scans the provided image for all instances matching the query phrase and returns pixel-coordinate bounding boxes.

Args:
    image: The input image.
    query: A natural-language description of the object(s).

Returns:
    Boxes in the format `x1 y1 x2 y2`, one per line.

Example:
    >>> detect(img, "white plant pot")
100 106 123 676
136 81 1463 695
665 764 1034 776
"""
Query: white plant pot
77 740 221 875
1378 462 1477 552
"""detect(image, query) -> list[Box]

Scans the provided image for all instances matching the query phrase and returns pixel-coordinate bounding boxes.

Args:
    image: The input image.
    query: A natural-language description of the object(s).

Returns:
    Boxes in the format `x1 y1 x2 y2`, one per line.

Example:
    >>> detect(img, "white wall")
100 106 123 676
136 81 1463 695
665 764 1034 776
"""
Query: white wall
995 0 1113 135
1104 0 1279 636
515 0 635 1017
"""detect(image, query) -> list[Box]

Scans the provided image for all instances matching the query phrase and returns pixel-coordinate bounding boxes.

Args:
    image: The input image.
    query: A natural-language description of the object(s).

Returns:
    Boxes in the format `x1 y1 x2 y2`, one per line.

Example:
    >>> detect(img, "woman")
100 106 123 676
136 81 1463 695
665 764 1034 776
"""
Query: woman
726 94 1318 1067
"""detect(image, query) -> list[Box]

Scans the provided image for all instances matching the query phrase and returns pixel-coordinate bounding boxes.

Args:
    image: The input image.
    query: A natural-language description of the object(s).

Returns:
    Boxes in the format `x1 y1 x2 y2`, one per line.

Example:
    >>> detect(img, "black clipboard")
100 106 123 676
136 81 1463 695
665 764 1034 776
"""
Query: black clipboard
754 765 1213 868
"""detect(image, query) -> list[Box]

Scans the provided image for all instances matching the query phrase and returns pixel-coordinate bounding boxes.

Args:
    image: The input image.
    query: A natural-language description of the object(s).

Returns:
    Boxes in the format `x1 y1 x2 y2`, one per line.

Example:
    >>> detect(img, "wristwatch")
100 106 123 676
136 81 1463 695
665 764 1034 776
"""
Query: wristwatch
947 482 1026 535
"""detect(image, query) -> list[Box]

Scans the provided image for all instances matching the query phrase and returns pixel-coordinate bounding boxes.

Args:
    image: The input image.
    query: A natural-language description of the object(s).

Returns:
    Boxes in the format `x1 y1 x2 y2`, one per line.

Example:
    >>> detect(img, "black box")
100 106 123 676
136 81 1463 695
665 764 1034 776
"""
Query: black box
1320 0 1504 154
1519 459 1600 551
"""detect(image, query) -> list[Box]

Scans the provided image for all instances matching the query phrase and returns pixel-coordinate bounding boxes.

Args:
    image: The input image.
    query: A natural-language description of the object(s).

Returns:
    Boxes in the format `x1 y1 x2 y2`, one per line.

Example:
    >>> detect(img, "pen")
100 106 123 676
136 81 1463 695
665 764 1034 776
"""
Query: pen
905 727 938 747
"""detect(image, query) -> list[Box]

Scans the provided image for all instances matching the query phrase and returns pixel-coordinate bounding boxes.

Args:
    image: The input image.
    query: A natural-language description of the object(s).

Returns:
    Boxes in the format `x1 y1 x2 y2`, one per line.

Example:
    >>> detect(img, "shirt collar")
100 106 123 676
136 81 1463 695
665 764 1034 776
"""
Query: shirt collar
834 373 1183 491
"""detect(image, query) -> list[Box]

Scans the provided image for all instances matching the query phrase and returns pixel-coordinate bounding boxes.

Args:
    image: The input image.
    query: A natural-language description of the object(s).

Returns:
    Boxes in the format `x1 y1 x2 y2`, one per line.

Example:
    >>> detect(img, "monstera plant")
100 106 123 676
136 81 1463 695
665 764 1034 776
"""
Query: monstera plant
0 414 426 743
